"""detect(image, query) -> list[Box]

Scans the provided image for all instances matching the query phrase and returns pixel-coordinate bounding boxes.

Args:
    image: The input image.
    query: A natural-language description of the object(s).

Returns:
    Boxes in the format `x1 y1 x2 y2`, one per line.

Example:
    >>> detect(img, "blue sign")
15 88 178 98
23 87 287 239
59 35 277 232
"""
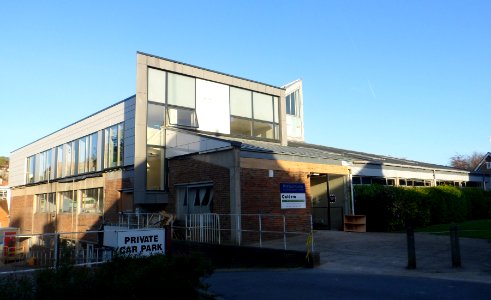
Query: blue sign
280 183 306 193
280 183 306 209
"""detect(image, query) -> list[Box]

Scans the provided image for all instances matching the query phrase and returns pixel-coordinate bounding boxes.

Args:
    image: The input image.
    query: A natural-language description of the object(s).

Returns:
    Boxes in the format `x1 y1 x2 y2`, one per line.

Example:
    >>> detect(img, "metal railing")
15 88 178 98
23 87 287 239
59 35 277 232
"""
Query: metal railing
0 212 314 273
1 231 111 272
174 213 314 252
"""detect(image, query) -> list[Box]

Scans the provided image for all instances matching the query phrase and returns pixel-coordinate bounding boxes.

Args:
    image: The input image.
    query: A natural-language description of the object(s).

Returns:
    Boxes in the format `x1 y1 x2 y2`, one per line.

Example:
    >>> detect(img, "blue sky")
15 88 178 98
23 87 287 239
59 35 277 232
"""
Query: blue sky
1 0 490 166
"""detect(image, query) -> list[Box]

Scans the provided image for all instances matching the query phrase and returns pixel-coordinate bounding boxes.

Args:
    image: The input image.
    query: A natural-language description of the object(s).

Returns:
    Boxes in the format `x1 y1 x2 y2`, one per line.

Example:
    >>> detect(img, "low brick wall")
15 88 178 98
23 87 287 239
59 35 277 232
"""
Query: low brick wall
170 240 320 269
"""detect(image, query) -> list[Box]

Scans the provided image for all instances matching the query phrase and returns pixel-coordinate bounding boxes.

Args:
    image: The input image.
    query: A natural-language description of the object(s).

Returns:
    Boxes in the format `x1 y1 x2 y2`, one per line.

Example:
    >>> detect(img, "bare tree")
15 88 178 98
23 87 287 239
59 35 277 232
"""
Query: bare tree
450 152 485 171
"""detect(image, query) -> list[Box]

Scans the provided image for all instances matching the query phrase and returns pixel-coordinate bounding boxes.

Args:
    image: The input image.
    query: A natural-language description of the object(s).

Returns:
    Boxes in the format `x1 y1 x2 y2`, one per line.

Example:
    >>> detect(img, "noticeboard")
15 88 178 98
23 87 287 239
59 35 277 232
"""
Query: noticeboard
280 183 306 209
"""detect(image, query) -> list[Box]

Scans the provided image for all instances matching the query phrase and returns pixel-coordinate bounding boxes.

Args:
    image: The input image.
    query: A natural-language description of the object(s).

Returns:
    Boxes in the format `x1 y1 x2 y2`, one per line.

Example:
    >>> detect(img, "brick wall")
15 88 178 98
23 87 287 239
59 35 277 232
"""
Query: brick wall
168 156 230 216
240 168 312 238
10 192 34 233
9 170 126 235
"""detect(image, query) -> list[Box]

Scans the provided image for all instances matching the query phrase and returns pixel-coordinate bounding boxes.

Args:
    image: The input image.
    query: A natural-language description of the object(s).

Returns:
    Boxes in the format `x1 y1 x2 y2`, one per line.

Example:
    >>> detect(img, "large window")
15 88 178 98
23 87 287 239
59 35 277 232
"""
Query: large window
26 155 35 184
88 132 99 172
0 190 7 201
59 191 77 213
229 87 279 140
36 193 56 213
147 147 165 190
147 103 166 146
148 68 166 103
78 132 99 174
36 149 54 181
286 89 300 116
80 188 103 214
167 73 198 128
64 141 77 177
104 123 124 168
176 185 214 219
78 136 89 174
56 145 63 179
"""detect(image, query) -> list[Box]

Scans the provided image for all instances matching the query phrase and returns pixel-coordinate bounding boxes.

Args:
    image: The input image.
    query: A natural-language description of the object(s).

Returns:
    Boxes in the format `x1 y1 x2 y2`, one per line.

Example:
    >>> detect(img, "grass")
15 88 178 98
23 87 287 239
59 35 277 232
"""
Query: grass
416 219 491 240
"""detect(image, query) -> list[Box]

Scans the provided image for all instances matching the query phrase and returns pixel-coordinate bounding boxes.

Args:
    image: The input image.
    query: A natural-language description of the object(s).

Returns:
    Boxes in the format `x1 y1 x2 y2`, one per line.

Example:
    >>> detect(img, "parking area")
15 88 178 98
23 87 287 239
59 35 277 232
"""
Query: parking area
310 230 491 283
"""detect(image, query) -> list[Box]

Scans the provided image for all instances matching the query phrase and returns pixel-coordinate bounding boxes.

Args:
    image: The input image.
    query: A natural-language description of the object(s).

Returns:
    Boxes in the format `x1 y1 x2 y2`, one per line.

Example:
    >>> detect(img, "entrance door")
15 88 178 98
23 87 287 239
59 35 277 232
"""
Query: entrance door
310 174 345 230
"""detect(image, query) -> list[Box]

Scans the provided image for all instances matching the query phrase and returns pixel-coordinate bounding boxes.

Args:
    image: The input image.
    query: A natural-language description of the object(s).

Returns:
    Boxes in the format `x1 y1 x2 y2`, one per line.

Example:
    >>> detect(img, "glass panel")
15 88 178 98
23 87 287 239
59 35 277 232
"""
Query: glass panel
105 125 123 168
147 147 165 190
65 142 73 176
78 136 88 174
167 107 198 128
26 156 35 183
253 121 274 139
147 103 166 146
118 123 124 166
81 188 103 214
88 132 98 172
253 92 274 122
286 94 291 115
37 152 45 182
47 149 55 180
273 97 279 123
60 191 77 213
167 73 195 108
230 87 252 118
274 124 279 140
56 146 63 178
230 117 252 137
290 91 296 116
110 126 118 167
47 193 56 213
37 194 47 213
148 68 166 103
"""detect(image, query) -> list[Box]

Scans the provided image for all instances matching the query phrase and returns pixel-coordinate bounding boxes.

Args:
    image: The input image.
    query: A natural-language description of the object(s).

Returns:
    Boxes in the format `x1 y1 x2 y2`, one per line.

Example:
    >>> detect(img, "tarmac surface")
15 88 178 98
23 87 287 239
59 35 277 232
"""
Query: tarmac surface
300 230 491 283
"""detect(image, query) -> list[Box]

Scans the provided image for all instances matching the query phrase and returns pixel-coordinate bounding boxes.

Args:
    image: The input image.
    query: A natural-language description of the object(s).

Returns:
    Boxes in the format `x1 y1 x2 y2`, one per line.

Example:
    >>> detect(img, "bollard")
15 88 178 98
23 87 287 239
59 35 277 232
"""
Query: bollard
406 226 416 269
450 223 461 268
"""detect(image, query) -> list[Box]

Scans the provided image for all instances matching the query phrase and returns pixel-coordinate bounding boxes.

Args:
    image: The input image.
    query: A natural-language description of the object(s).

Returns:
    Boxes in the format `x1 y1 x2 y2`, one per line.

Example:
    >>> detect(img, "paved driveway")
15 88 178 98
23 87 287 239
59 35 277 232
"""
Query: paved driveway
310 230 491 283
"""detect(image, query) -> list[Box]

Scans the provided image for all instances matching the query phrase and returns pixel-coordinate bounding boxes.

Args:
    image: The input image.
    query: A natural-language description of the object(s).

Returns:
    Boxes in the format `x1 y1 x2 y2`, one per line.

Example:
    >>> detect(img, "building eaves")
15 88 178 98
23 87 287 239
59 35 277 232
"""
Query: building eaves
288 141 468 172
11 95 136 154
138 51 285 91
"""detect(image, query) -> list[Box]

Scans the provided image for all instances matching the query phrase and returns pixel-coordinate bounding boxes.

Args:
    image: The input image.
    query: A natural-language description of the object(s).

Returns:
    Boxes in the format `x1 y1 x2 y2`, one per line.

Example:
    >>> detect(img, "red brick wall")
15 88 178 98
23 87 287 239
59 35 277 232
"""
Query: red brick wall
168 157 230 215
10 193 34 234
240 168 312 235
9 170 126 235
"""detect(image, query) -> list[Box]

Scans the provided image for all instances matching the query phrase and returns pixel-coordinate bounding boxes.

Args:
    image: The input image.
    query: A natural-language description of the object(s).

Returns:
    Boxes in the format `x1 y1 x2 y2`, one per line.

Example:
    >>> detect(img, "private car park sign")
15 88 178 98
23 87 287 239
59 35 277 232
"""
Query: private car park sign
103 227 165 256
280 183 306 209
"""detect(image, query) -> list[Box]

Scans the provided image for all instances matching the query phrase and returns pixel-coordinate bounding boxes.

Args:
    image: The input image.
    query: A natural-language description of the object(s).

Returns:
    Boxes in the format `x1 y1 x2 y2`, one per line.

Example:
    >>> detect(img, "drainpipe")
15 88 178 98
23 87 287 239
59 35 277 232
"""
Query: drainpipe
349 169 355 215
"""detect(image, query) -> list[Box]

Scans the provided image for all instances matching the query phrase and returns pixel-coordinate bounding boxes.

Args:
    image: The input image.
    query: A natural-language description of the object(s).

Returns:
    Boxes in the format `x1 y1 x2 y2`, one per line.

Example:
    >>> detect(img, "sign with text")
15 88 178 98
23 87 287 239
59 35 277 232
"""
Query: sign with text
280 183 306 209
104 227 165 256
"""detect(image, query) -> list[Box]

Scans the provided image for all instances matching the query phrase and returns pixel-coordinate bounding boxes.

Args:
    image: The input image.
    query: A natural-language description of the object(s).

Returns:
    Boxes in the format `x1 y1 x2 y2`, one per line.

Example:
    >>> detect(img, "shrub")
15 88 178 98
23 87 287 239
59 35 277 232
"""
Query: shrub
354 184 491 232
0 253 214 300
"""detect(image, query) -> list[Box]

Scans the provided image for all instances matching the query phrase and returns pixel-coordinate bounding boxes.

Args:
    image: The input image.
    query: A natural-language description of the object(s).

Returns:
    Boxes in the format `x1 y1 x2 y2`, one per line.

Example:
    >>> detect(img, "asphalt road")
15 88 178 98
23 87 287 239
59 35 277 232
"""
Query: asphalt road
205 230 491 299
205 268 491 300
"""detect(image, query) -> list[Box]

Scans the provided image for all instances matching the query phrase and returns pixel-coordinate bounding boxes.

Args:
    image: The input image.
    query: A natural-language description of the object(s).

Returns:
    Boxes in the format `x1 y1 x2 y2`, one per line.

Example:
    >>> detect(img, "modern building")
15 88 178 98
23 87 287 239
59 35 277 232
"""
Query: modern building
8 52 491 238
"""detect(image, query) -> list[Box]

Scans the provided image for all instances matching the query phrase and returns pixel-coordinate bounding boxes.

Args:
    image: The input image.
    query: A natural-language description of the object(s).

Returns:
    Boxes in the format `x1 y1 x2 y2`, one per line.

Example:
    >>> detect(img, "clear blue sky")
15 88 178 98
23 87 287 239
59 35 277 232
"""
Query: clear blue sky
1 0 490 166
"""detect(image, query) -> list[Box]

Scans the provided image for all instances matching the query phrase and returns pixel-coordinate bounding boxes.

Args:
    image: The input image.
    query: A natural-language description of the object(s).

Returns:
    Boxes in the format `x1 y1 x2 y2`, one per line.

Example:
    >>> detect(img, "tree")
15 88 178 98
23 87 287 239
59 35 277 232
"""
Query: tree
0 156 8 181
449 152 485 171
0 156 8 168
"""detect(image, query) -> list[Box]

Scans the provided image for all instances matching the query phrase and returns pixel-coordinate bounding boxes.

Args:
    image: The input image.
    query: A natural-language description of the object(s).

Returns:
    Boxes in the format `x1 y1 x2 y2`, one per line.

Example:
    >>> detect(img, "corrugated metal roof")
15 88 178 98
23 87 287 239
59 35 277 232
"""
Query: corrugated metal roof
184 132 469 172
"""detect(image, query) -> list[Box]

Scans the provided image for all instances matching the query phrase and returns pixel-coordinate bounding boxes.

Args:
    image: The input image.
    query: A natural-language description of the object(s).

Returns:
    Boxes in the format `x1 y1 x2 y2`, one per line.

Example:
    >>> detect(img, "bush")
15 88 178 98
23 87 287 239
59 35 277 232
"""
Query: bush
354 184 491 232
0 253 214 300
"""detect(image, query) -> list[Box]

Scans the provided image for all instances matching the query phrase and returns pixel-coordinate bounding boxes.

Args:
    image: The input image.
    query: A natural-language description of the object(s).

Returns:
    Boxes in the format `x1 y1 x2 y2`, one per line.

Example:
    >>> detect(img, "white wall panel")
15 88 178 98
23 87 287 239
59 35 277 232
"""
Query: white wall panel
196 79 230 134
10 97 135 187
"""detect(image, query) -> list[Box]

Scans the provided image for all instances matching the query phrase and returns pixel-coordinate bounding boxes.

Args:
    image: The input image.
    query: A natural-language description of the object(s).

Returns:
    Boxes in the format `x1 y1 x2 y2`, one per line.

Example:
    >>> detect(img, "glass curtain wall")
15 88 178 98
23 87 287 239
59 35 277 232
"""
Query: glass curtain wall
147 68 166 190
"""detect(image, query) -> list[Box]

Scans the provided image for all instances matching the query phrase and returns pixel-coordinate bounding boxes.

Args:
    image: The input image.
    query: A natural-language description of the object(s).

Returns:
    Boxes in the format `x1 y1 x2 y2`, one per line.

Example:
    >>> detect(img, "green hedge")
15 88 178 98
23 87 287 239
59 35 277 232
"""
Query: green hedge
354 185 491 232
0 253 214 300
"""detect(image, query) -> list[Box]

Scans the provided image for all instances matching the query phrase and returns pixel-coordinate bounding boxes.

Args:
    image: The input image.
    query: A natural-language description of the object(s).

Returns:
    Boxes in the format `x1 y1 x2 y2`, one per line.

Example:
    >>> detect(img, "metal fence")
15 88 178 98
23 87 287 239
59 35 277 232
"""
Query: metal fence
1 231 111 271
0 212 314 272
173 213 314 252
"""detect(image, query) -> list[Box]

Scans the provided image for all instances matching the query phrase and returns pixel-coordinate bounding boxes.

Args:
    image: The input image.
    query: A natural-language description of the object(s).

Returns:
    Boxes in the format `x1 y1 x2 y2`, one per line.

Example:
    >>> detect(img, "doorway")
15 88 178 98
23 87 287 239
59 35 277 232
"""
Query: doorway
310 173 346 230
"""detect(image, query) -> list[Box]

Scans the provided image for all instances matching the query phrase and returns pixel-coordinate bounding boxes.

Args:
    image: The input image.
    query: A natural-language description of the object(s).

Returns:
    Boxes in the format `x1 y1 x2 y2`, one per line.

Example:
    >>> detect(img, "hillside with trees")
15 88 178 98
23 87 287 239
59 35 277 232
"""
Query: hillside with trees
0 156 8 182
